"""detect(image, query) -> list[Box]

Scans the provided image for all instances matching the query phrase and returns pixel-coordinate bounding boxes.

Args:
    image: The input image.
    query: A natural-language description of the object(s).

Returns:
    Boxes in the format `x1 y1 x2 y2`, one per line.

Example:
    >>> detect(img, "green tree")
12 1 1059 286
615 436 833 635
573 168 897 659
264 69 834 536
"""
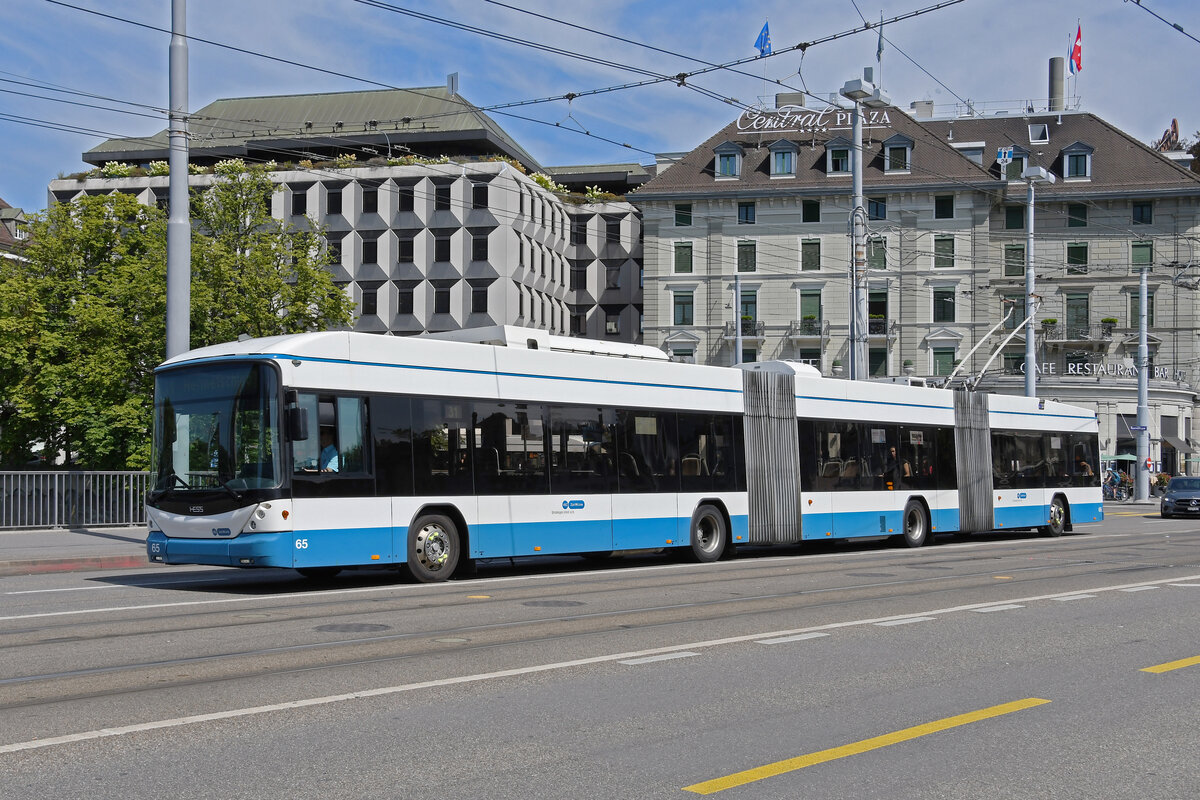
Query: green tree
0 193 166 468
0 161 355 469
190 159 354 343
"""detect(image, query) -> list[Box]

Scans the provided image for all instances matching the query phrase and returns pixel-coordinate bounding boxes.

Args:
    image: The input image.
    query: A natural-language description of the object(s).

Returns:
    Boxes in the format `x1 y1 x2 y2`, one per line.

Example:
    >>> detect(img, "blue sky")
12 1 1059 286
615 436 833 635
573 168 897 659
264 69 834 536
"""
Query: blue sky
1 0 1196 214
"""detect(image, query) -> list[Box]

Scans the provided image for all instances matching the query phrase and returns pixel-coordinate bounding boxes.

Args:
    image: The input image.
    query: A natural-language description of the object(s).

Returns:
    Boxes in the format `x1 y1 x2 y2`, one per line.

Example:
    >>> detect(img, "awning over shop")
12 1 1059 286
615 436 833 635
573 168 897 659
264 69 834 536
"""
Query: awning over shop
1163 435 1192 454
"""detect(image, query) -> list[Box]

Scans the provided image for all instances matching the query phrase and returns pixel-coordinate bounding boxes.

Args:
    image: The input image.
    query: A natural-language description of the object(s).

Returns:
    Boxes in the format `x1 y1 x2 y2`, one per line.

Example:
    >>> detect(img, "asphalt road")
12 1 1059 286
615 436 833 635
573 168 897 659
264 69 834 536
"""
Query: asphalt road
1 509 1198 799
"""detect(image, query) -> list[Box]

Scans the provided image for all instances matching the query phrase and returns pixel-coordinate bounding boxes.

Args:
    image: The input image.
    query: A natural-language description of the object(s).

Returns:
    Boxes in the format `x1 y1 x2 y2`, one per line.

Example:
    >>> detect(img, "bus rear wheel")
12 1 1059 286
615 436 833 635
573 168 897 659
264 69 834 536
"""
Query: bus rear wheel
689 504 727 562
1040 497 1066 537
900 500 929 548
406 514 460 582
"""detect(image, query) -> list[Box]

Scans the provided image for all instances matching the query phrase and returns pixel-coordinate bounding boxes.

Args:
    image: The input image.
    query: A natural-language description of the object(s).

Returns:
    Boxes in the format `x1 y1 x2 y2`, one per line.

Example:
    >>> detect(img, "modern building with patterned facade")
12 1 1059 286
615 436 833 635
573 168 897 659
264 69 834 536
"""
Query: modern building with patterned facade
47 86 644 345
631 87 1200 472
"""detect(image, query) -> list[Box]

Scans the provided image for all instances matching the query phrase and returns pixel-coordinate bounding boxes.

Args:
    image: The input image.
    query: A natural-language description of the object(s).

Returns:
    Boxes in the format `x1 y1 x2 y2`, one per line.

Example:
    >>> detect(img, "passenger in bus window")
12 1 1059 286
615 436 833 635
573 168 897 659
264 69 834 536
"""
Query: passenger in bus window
319 428 340 472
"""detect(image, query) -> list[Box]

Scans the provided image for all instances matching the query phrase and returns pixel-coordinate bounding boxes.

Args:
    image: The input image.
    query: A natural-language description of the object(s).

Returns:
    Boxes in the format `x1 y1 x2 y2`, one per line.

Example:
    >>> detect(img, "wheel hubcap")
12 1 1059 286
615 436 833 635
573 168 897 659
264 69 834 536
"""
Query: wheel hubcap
416 525 449 570
697 516 719 553
907 510 923 541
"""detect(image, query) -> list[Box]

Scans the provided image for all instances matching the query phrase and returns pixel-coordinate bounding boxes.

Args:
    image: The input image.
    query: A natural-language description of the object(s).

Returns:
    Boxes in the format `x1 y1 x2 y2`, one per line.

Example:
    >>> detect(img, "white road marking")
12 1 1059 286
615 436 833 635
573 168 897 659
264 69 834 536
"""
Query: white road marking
874 617 936 626
972 604 1025 613
1168 583 1200 587
756 632 830 644
5 571 1199 755
618 652 698 665
1119 586 1158 592
5 577 237 595
1055 594 1096 601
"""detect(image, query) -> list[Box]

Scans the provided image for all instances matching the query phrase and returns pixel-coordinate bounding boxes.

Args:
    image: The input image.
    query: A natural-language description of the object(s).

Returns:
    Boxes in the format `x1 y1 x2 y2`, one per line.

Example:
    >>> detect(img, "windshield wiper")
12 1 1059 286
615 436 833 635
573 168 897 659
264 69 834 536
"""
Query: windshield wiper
217 478 243 502
149 472 191 502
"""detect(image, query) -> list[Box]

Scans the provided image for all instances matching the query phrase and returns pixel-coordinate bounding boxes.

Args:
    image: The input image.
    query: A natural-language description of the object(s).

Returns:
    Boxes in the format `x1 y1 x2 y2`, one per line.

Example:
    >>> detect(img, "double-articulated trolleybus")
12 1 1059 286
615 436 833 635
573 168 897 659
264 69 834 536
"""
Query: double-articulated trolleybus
146 326 1102 581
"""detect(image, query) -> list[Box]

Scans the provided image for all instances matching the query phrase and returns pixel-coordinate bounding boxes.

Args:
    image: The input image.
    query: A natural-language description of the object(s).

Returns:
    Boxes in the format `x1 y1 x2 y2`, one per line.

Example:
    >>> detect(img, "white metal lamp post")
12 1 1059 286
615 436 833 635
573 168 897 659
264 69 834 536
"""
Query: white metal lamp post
1020 164 1055 398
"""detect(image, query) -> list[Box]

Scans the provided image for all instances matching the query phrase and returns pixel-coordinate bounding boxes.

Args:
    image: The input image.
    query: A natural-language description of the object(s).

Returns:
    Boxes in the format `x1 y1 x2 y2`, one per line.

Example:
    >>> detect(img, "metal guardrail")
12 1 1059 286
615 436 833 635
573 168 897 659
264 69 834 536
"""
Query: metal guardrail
0 471 149 530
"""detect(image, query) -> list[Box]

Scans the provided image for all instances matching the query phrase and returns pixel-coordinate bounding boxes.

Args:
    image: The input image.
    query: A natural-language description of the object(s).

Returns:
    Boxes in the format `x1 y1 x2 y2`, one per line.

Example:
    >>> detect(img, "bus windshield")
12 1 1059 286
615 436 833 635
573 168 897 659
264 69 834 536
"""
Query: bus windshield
151 363 282 495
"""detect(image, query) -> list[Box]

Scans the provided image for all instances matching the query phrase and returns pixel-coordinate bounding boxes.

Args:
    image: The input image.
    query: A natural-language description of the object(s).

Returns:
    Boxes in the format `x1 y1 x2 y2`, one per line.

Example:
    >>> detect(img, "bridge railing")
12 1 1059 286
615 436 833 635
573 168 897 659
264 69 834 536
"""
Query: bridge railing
0 471 149 530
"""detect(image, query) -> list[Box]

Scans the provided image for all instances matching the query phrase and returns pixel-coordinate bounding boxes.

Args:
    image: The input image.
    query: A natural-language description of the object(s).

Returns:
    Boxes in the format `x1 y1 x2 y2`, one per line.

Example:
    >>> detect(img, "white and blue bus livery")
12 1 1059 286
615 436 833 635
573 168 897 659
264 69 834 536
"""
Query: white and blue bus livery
145 327 1102 580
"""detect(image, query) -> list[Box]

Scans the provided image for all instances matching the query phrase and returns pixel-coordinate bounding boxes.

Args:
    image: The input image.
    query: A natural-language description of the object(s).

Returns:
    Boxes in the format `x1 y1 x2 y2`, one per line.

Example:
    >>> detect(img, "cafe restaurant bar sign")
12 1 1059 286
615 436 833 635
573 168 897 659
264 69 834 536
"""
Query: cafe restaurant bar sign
737 105 893 135
1023 360 1187 382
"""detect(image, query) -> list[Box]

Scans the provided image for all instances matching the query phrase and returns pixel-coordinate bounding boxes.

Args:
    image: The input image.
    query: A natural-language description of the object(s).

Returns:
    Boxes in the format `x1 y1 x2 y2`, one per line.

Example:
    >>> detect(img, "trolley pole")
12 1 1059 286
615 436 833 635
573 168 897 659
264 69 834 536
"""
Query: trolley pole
165 0 191 359
733 273 743 365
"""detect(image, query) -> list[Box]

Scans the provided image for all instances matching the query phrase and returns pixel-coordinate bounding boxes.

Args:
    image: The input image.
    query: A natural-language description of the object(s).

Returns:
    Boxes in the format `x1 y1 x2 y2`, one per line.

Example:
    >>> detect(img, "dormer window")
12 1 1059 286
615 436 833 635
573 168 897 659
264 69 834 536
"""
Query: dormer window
825 137 851 175
1062 141 1094 180
882 134 913 173
1001 145 1029 181
713 141 743 179
768 139 799 177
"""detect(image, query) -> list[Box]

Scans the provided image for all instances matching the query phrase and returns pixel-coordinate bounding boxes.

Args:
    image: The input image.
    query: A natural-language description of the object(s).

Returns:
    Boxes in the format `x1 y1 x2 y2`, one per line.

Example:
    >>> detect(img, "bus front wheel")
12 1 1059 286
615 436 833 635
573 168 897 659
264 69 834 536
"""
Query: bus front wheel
406 514 460 582
1040 497 1066 537
689 504 727 562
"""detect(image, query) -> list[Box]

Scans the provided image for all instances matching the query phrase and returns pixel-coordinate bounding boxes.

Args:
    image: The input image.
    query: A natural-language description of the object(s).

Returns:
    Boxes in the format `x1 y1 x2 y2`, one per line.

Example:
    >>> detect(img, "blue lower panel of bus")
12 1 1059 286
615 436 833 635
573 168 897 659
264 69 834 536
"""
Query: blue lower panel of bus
1072 501 1104 523
993 504 1050 530
148 530 295 568
293 526 393 568
932 507 960 534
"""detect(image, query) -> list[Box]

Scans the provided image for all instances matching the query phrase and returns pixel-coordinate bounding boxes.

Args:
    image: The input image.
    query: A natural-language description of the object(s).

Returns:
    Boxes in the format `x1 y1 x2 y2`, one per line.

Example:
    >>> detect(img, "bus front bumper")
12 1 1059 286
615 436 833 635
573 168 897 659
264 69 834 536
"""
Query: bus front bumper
147 530 294 568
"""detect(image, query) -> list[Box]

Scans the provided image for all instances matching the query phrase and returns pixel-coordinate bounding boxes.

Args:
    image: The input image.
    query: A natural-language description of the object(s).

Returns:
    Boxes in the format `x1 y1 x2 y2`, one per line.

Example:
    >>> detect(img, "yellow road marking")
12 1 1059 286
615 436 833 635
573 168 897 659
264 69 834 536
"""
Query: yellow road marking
682 698 1051 795
1141 654 1200 674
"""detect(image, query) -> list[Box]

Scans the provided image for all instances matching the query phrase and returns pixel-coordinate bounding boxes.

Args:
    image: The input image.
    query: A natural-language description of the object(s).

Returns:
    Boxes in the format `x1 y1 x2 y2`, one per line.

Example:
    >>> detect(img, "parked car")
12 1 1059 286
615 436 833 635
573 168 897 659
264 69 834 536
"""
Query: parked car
1160 477 1200 518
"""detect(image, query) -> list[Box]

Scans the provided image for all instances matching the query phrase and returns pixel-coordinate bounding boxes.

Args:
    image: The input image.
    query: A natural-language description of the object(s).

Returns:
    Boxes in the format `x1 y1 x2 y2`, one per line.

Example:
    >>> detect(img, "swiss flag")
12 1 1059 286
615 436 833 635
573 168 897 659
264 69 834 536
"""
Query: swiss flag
1068 25 1082 74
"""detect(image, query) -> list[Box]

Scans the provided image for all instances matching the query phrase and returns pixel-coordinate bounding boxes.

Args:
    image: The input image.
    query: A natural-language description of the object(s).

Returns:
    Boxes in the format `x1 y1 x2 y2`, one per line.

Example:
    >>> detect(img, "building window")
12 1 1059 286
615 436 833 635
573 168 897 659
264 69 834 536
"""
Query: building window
717 153 738 177
1133 201 1153 225
800 289 821 323
1002 293 1026 330
362 239 377 265
675 203 692 226
932 347 955 376
1065 293 1089 334
1068 203 1087 227
327 186 343 216
434 236 451 263
606 313 620 335
398 185 414 212
472 183 488 209
1067 242 1088 275
674 242 693 274
737 241 756 272
1066 153 1089 178
885 146 909 172
828 148 850 174
606 217 621 245
933 288 955 322
398 238 414 264
801 239 821 271
570 217 586 245
741 290 757 323
737 202 756 224
934 195 954 219
1132 240 1153 271
572 312 586 335
868 197 887 221
1005 205 1025 230
398 289 414 315
361 288 377 316
802 199 820 223
605 265 621 289
1005 156 1026 181
673 290 694 326
435 184 451 210
434 286 451 314
867 237 886 270
1004 244 1025 277
869 348 887 377
934 235 955 269
771 150 794 175
362 186 378 214
292 189 307 216
672 347 695 363
472 233 488 262
472 286 488 313
327 237 342 265
1130 291 1155 327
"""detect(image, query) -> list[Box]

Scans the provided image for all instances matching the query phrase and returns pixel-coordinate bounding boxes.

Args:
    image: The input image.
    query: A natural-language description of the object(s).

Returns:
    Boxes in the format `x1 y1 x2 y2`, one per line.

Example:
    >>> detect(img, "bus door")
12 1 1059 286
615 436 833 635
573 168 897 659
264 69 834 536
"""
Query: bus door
543 407 615 555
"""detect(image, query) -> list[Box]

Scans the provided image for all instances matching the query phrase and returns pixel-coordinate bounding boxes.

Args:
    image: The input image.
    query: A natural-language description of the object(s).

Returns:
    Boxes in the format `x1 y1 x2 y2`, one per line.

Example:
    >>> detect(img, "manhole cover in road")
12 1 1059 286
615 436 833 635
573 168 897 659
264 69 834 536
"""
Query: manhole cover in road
315 623 392 633
522 600 586 607
846 572 896 578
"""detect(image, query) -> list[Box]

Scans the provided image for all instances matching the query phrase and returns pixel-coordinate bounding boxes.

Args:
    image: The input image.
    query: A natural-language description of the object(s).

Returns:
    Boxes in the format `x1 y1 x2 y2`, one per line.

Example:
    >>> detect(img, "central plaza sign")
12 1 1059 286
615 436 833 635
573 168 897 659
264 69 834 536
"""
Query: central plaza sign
736 105 893 135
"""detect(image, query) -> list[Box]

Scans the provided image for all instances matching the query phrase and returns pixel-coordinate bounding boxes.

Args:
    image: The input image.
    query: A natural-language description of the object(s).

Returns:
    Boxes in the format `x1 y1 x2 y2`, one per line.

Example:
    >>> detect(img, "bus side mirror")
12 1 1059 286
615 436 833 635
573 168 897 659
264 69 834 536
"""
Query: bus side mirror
286 406 309 441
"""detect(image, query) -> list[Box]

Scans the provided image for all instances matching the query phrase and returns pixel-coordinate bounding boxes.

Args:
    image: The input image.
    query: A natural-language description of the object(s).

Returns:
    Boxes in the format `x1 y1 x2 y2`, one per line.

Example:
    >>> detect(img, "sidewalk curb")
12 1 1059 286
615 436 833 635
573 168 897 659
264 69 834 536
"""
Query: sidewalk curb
0 554 155 577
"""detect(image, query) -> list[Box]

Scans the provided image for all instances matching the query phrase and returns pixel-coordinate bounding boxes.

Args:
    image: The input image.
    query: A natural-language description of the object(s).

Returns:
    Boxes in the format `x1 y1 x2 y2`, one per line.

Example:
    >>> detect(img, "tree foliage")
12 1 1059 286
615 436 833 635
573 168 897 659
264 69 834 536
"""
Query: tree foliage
0 162 354 469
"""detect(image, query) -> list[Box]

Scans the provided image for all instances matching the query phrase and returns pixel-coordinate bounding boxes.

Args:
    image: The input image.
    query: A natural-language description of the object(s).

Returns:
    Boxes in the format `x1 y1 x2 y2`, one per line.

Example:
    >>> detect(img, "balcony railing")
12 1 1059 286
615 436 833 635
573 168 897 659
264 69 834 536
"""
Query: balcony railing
787 319 829 341
1040 323 1115 348
722 319 766 340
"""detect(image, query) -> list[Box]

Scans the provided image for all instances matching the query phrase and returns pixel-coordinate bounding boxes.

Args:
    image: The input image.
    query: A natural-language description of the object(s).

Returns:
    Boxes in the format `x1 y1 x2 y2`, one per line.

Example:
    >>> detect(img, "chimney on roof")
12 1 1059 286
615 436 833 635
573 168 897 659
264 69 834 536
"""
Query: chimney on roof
909 100 934 120
775 92 805 108
1049 57 1065 112
447 72 459 96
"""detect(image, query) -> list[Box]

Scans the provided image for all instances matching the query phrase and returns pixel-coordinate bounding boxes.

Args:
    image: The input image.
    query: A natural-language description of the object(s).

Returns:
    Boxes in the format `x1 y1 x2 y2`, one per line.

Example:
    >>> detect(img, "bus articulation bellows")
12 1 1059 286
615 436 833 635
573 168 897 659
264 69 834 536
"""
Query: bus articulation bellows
145 327 1102 580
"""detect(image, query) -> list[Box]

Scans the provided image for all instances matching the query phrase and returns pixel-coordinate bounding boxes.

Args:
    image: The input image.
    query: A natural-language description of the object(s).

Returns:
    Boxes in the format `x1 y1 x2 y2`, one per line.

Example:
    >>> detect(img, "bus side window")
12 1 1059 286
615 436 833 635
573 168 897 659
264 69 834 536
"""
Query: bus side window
292 393 321 472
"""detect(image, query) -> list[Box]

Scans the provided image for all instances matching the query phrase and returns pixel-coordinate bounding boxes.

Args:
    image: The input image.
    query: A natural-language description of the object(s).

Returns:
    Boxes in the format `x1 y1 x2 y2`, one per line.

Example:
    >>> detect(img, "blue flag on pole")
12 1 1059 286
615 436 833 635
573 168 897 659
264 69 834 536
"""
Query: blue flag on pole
755 22 771 57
